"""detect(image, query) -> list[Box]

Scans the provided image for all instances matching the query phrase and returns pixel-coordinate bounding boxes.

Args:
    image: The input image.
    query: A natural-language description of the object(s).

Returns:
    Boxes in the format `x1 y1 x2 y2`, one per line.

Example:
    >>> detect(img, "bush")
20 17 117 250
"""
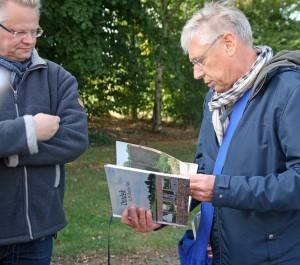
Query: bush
88 130 113 146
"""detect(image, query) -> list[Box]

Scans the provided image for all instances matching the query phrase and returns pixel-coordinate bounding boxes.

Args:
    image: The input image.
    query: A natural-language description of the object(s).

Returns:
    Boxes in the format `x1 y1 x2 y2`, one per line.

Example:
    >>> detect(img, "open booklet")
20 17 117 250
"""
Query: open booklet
104 141 198 227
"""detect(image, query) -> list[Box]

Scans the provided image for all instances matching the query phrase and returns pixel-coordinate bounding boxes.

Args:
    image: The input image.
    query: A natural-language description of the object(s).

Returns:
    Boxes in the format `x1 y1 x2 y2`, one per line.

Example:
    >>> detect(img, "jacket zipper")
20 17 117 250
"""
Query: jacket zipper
7 62 49 239
12 84 33 240
24 167 33 239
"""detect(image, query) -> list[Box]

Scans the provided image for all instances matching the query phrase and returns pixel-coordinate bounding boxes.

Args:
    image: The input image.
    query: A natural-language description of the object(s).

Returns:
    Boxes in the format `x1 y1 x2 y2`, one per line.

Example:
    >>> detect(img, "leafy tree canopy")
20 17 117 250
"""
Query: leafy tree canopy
38 0 300 126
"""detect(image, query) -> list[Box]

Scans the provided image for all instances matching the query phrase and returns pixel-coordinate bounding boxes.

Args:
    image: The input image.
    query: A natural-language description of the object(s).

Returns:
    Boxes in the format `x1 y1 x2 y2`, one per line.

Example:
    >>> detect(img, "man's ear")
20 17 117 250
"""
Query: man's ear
223 32 237 56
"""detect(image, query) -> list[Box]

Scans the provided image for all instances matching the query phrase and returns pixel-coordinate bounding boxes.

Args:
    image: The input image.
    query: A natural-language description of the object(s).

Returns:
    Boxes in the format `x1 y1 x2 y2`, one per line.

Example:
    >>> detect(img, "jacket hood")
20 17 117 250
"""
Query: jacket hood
253 50 300 92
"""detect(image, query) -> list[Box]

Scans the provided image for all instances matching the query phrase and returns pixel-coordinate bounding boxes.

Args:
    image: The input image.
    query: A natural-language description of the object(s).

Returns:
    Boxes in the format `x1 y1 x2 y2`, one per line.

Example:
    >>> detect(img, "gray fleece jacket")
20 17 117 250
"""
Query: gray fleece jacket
0 50 88 245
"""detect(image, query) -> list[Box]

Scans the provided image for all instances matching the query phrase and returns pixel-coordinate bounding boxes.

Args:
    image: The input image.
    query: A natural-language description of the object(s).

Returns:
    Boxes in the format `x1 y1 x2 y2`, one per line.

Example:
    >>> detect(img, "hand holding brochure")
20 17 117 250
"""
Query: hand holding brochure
104 141 198 227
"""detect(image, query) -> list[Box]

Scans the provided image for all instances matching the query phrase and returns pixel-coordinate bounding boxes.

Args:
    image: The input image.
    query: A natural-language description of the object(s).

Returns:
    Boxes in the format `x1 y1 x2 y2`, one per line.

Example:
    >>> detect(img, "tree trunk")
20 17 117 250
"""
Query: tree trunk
152 61 163 132
152 0 171 133
131 106 138 121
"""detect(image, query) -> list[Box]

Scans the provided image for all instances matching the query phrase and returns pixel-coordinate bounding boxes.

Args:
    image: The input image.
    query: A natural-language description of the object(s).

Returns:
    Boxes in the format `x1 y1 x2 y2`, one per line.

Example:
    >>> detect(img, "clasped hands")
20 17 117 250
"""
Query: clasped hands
121 173 215 232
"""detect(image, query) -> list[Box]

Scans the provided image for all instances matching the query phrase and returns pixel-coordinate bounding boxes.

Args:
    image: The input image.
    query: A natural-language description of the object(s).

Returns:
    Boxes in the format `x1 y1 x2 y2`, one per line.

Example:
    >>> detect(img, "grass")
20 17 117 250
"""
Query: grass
53 140 197 259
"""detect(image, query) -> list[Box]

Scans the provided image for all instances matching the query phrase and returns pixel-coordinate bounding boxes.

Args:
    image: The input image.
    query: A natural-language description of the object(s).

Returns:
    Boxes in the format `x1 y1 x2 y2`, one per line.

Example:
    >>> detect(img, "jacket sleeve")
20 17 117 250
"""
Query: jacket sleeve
192 92 213 211
17 68 89 166
213 83 300 212
0 116 37 159
191 123 204 212
195 91 212 174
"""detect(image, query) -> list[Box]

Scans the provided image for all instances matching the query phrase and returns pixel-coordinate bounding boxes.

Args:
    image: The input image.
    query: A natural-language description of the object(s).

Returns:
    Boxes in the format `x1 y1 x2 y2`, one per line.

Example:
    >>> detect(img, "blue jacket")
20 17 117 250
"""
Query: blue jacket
195 51 300 265
0 50 88 245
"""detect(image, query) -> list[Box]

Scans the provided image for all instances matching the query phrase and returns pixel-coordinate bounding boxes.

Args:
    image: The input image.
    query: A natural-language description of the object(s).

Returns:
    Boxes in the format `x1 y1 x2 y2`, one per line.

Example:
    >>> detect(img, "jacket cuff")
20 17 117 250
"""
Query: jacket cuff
24 115 38 154
212 174 231 206
4 155 19 167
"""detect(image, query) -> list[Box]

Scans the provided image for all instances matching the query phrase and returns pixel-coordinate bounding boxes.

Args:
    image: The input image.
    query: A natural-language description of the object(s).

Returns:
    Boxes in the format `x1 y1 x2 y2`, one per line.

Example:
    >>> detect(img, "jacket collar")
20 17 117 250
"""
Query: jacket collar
30 49 47 68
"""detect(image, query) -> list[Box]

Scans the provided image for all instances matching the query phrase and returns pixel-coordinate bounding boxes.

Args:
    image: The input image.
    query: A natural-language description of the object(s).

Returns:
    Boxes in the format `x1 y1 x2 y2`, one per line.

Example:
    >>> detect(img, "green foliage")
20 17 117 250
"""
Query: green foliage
37 0 299 126
88 130 113 146
39 1 105 78
238 0 300 51
155 153 171 173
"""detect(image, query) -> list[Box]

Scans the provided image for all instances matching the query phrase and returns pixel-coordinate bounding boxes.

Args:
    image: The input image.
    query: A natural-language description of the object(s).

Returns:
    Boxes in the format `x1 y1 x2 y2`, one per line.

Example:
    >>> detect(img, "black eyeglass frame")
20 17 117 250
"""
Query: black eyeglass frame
0 23 43 38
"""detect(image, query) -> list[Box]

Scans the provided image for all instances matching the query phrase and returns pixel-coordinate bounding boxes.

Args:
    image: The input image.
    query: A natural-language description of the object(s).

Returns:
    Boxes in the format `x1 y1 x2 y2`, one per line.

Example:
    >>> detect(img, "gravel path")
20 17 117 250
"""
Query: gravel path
52 249 179 265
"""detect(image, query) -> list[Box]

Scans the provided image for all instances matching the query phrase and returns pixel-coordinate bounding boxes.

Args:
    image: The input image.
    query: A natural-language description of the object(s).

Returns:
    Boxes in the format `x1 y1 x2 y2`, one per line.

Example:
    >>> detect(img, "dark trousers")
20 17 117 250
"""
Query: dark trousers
0 235 53 265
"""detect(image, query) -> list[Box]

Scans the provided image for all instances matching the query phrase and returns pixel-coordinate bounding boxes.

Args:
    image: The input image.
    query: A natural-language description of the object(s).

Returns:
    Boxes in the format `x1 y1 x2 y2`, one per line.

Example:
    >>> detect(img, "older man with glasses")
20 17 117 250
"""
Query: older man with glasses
0 0 88 264
122 1 300 265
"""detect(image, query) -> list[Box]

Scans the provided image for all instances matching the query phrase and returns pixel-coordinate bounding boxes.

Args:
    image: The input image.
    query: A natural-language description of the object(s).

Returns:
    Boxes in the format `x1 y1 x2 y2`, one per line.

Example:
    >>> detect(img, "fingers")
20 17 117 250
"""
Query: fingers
121 207 143 229
121 207 159 233
128 207 141 228
190 189 212 202
121 207 138 226
137 208 147 231
55 116 61 124
207 243 213 258
121 208 130 225
145 210 153 227
146 210 162 231
33 113 61 141
189 174 215 202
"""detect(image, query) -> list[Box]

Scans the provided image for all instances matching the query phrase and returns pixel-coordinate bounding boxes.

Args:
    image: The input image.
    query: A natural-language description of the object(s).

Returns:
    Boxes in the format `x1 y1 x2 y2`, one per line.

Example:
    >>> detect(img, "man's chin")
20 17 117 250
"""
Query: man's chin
14 51 33 61
213 85 229 93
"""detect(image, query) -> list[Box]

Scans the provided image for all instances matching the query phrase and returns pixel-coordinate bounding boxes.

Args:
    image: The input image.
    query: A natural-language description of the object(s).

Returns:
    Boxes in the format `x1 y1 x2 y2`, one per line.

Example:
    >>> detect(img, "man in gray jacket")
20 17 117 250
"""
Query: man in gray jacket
0 0 88 264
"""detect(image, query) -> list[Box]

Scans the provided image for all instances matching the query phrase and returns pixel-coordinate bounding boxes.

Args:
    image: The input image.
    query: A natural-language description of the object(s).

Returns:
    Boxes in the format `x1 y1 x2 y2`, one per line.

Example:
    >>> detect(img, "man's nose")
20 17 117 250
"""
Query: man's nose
21 33 36 44
193 65 205 80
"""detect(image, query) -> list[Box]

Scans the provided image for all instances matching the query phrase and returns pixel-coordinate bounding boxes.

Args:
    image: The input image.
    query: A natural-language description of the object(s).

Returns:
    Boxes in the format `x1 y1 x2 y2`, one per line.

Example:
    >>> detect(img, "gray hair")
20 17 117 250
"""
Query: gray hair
0 0 41 18
181 1 253 53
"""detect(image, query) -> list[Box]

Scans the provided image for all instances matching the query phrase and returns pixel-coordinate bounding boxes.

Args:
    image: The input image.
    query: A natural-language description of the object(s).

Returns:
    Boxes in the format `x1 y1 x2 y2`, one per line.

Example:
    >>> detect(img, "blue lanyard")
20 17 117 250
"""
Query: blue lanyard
213 89 251 175
196 89 252 265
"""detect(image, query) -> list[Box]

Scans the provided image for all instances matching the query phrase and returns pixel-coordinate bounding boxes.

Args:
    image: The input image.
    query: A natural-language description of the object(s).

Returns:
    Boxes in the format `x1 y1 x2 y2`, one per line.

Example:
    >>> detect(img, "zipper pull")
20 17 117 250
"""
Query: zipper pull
13 89 18 103
13 89 20 117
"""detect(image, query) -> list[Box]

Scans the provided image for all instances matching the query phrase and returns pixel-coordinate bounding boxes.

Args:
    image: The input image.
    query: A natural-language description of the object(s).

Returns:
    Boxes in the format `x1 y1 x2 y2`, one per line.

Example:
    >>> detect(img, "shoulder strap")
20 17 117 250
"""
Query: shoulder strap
213 89 251 175
196 89 252 265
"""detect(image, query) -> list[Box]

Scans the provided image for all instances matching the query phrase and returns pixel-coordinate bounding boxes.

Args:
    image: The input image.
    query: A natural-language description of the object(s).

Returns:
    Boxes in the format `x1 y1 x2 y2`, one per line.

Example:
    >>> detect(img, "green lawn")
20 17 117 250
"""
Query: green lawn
53 140 197 258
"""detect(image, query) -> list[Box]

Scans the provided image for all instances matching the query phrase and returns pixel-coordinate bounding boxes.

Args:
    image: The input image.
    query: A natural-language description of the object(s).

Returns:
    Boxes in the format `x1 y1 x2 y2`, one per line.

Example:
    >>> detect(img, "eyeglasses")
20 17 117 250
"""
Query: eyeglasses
0 23 43 39
190 34 223 67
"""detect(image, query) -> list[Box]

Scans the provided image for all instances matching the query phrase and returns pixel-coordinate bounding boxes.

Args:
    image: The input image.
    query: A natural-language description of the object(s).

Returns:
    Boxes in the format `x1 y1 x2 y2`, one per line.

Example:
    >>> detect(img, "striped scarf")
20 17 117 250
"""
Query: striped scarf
208 45 273 145
0 56 32 86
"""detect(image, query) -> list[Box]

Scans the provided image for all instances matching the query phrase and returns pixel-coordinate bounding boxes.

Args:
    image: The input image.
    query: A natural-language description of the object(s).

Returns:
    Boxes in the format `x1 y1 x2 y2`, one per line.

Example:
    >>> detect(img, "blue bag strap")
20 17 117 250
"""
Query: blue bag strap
195 89 252 265
213 89 252 174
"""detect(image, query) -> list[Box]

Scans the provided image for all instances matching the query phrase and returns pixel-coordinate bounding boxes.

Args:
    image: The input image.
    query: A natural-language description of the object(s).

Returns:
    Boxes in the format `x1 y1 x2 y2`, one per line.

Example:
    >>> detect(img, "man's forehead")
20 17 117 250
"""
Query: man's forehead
0 2 39 24
188 31 211 58
192 29 213 46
